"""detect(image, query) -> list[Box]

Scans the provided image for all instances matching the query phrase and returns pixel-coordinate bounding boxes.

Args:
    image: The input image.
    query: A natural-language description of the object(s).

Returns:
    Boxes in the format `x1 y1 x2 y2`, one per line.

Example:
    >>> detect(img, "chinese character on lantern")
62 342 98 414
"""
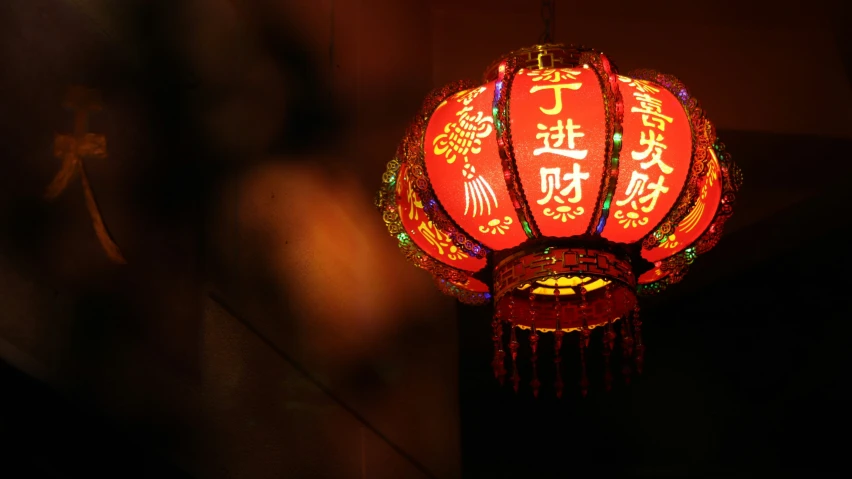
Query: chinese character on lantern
614 77 679 229
632 130 673 174
534 119 588 159
406 179 423 221
529 69 583 115
618 75 660 94
631 93 674 131
537 162 590 217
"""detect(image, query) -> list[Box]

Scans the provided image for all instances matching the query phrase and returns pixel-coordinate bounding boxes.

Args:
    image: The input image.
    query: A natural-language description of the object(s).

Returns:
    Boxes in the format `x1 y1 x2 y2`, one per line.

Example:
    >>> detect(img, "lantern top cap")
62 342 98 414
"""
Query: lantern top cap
482 43 595 82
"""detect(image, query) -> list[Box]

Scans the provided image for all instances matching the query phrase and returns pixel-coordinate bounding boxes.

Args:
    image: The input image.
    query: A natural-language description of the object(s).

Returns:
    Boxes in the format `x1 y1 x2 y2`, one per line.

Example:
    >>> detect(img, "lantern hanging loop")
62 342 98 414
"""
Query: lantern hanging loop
538 0 556 44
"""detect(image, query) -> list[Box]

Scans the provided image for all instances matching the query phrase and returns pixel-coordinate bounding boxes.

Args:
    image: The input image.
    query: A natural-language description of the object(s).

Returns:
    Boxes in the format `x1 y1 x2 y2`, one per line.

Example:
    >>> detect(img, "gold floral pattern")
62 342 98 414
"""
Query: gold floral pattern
614 209 649 229
478 216 513 235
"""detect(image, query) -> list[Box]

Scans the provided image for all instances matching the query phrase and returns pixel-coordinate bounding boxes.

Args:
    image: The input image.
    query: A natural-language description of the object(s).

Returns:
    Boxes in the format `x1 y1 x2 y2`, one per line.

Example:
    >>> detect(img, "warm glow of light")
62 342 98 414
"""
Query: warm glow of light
516 275 610 295
602 76 692 243
239 162 447 358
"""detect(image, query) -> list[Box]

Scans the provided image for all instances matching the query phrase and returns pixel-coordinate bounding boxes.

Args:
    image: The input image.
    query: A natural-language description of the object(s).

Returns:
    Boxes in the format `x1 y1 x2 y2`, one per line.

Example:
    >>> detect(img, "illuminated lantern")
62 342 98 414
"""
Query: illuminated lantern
376 44 742 397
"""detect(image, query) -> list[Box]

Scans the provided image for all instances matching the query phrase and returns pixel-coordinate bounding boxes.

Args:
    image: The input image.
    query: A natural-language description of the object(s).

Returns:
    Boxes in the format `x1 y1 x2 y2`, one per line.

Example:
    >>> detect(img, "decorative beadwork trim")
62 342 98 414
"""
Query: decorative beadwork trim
581 51 625 235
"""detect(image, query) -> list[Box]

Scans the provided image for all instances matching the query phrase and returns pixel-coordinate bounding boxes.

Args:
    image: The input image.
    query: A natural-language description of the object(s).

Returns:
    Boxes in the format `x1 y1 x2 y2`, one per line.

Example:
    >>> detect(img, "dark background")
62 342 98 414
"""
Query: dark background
459 208 852 476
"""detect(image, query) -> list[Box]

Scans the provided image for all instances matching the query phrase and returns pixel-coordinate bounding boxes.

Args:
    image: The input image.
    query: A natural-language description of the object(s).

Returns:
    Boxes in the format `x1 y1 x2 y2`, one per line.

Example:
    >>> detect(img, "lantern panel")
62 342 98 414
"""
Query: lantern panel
396 163 486 272
511 67 607 237
601 76 693 243
642 147 722 262
424 83 527 250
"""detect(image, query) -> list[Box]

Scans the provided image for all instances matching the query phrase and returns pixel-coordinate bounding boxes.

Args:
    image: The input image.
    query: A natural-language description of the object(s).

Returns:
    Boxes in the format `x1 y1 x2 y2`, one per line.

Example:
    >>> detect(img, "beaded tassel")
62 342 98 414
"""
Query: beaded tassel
553 287 564 399
491 309 506 384
529 291 540 398
508 297 520 393
603 283 616 391
632 305 644 375
621 296 634 383
578 284 590 397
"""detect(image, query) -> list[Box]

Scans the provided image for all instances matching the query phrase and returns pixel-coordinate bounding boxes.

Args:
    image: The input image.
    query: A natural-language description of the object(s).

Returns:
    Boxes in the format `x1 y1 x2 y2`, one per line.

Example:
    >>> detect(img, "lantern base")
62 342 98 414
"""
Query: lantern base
489 241 643 396
493 242 638 331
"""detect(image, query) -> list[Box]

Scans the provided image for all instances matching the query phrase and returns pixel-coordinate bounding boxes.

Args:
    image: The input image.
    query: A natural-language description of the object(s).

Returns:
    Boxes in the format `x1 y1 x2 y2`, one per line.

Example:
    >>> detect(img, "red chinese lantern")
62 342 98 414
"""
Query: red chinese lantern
376 44 742 397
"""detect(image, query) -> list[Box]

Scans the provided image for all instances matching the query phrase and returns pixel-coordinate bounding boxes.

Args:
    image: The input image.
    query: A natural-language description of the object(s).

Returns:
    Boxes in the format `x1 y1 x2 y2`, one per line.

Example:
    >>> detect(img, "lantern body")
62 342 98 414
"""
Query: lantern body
377 44 741 394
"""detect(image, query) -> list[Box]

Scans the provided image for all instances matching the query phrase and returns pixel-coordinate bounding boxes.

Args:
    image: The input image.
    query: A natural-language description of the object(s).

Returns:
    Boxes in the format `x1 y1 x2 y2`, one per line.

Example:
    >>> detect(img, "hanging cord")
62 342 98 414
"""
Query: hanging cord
538 0 556 44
